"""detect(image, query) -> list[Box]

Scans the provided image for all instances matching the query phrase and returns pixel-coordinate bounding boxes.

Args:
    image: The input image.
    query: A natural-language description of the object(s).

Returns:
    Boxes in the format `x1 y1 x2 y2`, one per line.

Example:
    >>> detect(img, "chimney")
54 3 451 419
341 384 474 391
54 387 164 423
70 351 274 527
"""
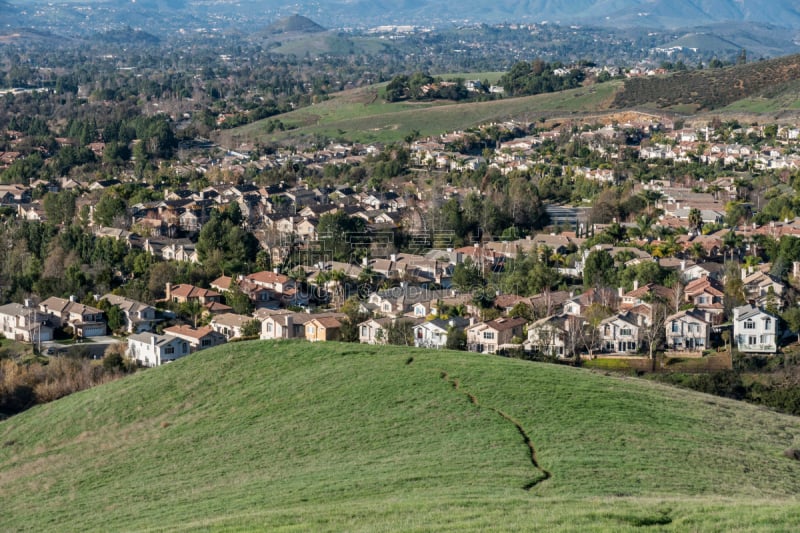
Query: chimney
633 280 639 291
741 268 747 281
69 295 77 303
390 253 397 263
680 260 686 271
285 315 293 338
166 282 172 300
618 287 624 297
362 256 368 266
273 267 280 274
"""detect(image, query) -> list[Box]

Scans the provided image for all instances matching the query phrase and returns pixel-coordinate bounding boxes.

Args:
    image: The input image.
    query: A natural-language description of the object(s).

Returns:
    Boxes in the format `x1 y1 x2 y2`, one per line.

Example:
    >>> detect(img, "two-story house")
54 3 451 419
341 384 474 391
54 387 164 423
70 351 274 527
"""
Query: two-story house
683 276 725 324
210 313 255 340
466 317 527 354
665 309 711 351
0 302 54 343
162 325 227 352
100 294 158 333
733 304 779 354
358 317 393 345
599 312 643 354
526 314 579 358
39 296 106 337
127 332 190 367
305 316 343 342
412 317 470 349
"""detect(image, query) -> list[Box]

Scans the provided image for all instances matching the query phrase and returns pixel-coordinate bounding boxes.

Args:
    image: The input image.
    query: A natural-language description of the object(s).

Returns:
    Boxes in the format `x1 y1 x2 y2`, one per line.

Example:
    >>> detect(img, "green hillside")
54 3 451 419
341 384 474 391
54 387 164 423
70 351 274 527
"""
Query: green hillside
3 341 800 531
225 81 622 146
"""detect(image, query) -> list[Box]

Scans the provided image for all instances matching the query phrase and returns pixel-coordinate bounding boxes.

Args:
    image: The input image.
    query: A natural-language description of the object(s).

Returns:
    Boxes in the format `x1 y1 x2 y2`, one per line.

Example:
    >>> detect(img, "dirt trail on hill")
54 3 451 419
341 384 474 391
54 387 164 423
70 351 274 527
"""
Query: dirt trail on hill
439 370 551 490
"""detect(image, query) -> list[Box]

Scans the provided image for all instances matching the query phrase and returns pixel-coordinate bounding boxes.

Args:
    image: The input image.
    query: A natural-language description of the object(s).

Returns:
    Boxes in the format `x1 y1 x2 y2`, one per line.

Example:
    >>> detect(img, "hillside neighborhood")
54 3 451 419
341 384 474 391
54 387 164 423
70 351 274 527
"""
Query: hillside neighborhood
4 110 800 371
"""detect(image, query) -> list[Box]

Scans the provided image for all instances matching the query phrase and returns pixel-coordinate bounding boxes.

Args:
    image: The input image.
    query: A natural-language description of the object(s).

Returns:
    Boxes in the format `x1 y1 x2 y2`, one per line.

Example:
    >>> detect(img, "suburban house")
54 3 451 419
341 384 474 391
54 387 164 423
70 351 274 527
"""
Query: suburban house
599 312 643 354
305 316 343 342
165 283 223 306
127 332 190 367
368 285 448 318
526 314 582 358
240 270 307 306
100 294 158 333
39 296 106 337
665 309 711 351
260 311 307 340
620 282 673 310
210 313 255 340
683 276 725 324
466 317 527 354
0 302 54 343
358 317 393 345
741 270 785 310
563 287 619 317
412 317 470 349
733 304 779 354
162 324 227 352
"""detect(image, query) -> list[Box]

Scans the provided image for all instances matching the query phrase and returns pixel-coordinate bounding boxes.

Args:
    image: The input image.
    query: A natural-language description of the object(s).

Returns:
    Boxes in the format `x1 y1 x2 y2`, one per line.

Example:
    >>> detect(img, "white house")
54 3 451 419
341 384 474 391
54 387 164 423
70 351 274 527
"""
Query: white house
0 302 54 343
412 317 470 349
525 314 580 358
359 317 393 345
665 309 711 351
127 332 190 367
599 312 643 354
733 304 778 354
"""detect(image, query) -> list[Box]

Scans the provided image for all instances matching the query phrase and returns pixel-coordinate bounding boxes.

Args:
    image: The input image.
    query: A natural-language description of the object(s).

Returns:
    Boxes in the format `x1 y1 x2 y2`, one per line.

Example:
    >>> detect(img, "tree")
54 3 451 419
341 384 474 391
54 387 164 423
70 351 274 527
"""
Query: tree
93 192 127 227
583 250 615 288
386 320 415 346
241 319 261 338
782 307 800 343
445 327 467 350
581 303 611 359
688 208 703 234
643 302 669 362
452 259 484 292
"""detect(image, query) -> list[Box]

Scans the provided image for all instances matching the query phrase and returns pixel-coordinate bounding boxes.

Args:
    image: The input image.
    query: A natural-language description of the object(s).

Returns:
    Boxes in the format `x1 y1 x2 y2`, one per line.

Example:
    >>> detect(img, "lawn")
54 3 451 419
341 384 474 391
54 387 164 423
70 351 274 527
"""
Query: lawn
1 340 800 531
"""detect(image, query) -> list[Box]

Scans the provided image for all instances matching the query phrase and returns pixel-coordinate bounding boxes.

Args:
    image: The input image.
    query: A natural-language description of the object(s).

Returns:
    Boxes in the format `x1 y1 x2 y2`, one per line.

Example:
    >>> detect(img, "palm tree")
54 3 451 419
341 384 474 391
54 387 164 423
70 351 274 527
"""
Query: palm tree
639 190 663 215
689 242 706 262
688 208 703 234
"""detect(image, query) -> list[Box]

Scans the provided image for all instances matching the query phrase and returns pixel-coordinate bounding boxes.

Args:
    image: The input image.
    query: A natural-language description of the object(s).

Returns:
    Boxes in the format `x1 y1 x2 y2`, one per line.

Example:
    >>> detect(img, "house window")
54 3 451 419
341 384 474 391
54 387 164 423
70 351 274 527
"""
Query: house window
760 335 768 344
749 335 757 345
765 318 772 330
744 320 755 330
688 323 698 333
671 321 679 333
620 328 632 336
361 326 367 337
165 346 175 354
201 339 211 346
266 323 273 333
627 342 636 350
483 331 494 340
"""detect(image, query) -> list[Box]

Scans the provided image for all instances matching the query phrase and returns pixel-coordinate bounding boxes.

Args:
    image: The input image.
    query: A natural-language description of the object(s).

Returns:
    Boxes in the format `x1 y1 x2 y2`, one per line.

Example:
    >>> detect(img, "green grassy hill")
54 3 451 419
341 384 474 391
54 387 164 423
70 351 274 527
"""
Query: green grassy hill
3 341 800 531
224 81 622 146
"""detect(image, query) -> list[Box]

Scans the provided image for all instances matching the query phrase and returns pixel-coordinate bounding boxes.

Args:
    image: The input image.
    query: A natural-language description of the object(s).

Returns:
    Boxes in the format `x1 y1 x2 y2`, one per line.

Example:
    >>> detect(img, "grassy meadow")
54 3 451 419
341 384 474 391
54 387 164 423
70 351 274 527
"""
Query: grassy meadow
225 81 622 146
2 340 800 531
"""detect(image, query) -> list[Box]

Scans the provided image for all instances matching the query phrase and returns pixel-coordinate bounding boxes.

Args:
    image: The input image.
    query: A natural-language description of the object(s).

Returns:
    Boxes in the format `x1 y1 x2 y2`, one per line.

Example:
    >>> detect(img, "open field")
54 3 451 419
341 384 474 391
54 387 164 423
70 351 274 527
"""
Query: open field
2 340 800 531
224 81 622 146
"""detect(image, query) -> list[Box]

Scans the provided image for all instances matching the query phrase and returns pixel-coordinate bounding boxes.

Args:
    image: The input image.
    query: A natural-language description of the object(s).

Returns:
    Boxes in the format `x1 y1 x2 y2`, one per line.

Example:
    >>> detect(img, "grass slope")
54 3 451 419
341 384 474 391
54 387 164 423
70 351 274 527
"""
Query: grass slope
2 341 800 531
225 81 621 146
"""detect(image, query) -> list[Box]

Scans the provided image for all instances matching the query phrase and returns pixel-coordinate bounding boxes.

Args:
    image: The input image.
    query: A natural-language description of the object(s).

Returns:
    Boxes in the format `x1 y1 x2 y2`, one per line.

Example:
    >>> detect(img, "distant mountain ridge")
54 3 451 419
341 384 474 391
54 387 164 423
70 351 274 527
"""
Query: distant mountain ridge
8 0 800 29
